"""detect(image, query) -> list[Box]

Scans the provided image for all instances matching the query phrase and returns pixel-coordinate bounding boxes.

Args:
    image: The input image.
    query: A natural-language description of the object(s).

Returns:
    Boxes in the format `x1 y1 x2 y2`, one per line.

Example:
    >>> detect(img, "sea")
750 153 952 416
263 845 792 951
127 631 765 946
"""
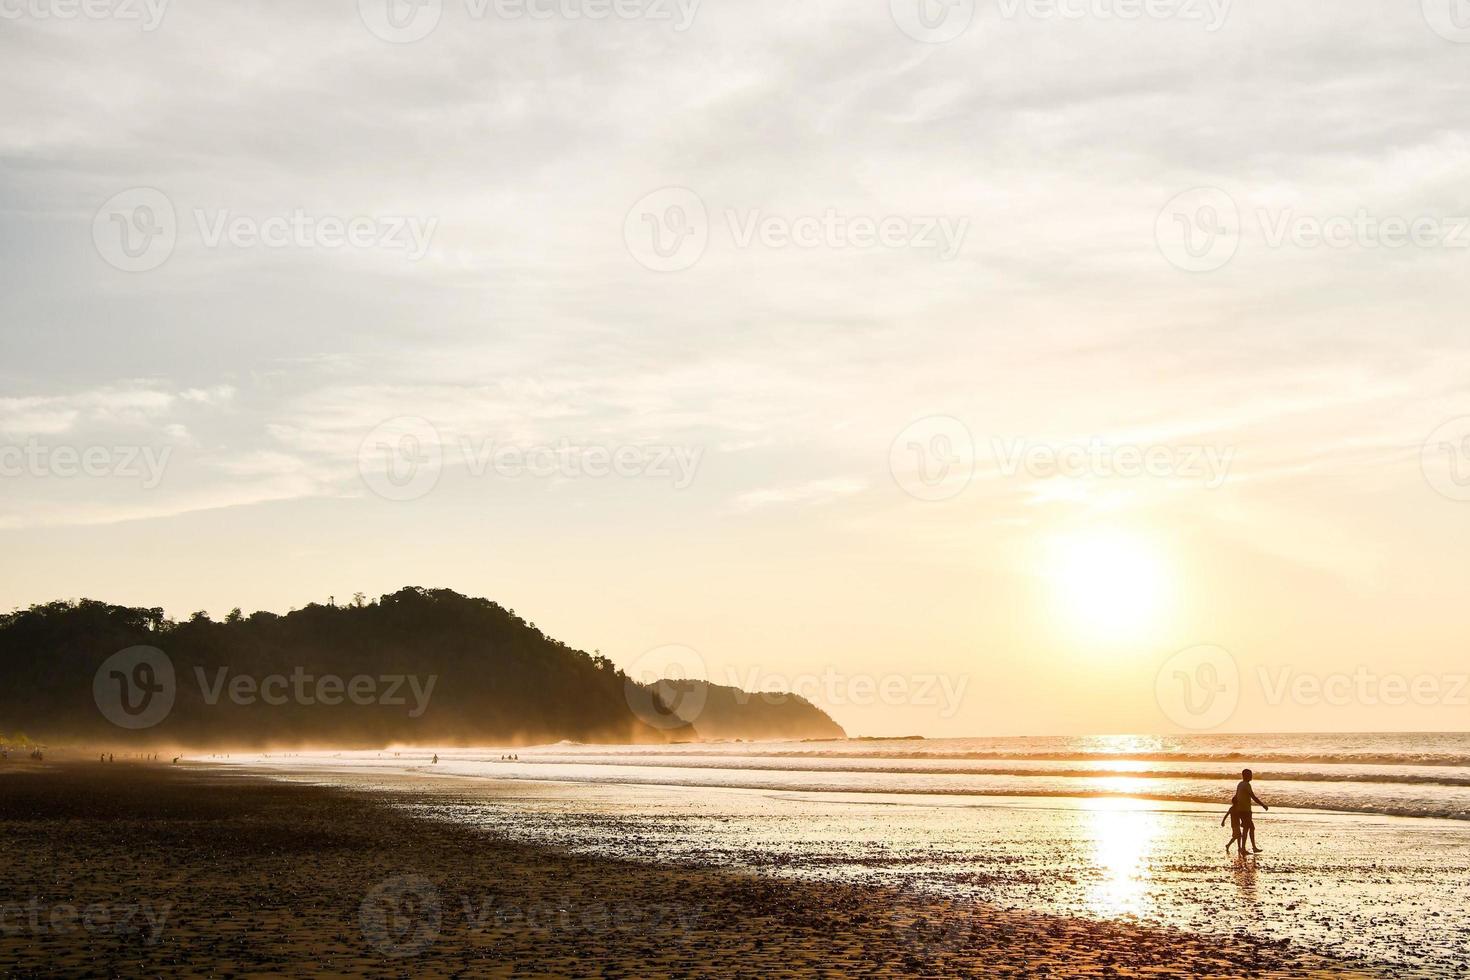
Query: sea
219 732 1470 975
238 731 1470 819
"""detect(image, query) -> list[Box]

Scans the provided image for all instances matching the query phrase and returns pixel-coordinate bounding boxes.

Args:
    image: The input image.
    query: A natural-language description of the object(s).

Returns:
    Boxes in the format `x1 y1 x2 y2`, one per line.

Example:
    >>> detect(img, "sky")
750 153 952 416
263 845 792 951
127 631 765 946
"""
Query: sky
3 0 1470 738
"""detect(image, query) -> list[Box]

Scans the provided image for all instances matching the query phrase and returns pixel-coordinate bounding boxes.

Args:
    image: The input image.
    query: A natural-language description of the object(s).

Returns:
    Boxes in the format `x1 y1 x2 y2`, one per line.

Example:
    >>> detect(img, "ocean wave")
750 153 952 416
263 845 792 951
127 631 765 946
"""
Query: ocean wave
435 766 1470 822
234 733 1470 824
552 743 1470 768
509 754 1470 788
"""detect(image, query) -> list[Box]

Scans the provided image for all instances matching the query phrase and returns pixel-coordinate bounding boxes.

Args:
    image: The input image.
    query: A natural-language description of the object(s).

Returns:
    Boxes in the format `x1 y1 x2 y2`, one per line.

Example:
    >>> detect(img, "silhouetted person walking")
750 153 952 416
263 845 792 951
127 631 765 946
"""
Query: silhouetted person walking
1226 768 1268 856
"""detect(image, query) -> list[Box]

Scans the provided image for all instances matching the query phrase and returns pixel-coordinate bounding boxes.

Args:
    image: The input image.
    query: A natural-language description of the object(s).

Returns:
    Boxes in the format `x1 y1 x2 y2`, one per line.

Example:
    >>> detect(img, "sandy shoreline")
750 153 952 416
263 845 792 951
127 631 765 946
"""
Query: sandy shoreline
0 762 1383 978
218 750 1470 973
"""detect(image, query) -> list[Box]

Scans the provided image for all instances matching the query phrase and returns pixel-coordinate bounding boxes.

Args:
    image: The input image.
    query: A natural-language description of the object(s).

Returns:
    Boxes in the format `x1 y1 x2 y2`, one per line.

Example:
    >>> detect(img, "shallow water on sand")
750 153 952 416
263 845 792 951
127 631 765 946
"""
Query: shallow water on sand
224 750 1470 976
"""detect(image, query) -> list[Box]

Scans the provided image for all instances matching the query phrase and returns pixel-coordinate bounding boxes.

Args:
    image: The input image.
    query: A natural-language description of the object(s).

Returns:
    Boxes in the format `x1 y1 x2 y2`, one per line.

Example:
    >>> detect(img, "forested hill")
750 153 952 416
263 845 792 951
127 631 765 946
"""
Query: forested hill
652 679 847 741
0 587 844 748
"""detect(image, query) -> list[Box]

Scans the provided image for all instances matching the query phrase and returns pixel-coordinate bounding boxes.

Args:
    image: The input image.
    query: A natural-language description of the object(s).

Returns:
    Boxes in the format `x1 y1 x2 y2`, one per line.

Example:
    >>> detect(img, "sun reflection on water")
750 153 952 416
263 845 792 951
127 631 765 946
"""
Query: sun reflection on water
1079 797 1167 920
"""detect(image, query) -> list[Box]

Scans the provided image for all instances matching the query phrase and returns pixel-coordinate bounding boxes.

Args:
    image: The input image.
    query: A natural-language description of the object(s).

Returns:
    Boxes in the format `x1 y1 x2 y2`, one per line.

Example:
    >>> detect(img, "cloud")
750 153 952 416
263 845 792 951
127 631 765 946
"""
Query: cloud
0 1 1466 556
733 478 868 512
0 382 234 437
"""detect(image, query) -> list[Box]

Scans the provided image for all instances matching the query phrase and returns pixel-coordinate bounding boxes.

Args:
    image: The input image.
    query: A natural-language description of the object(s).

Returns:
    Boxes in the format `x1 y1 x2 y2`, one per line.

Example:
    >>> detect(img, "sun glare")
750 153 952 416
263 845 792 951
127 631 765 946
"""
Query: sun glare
1043 528 1172 644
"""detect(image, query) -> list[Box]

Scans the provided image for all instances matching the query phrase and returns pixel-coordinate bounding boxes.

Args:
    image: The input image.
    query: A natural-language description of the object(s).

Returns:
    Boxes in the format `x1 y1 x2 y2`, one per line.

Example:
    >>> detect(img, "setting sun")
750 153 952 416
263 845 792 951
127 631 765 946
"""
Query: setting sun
1043 528 1173 643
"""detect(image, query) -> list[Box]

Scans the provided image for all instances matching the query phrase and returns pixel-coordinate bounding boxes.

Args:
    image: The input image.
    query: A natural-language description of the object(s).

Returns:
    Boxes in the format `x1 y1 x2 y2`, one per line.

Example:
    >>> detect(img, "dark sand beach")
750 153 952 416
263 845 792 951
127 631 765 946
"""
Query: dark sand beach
0 761 1381 978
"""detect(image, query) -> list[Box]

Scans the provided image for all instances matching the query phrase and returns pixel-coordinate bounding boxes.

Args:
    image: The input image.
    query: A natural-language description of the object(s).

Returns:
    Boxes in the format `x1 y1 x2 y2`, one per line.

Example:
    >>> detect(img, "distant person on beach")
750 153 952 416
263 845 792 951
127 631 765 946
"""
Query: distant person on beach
1225 768 1268 855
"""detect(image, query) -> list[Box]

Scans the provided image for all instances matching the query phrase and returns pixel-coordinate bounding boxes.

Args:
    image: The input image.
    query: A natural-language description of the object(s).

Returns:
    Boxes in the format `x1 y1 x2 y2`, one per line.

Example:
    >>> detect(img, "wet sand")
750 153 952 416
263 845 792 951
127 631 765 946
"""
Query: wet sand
0 761 1382 978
